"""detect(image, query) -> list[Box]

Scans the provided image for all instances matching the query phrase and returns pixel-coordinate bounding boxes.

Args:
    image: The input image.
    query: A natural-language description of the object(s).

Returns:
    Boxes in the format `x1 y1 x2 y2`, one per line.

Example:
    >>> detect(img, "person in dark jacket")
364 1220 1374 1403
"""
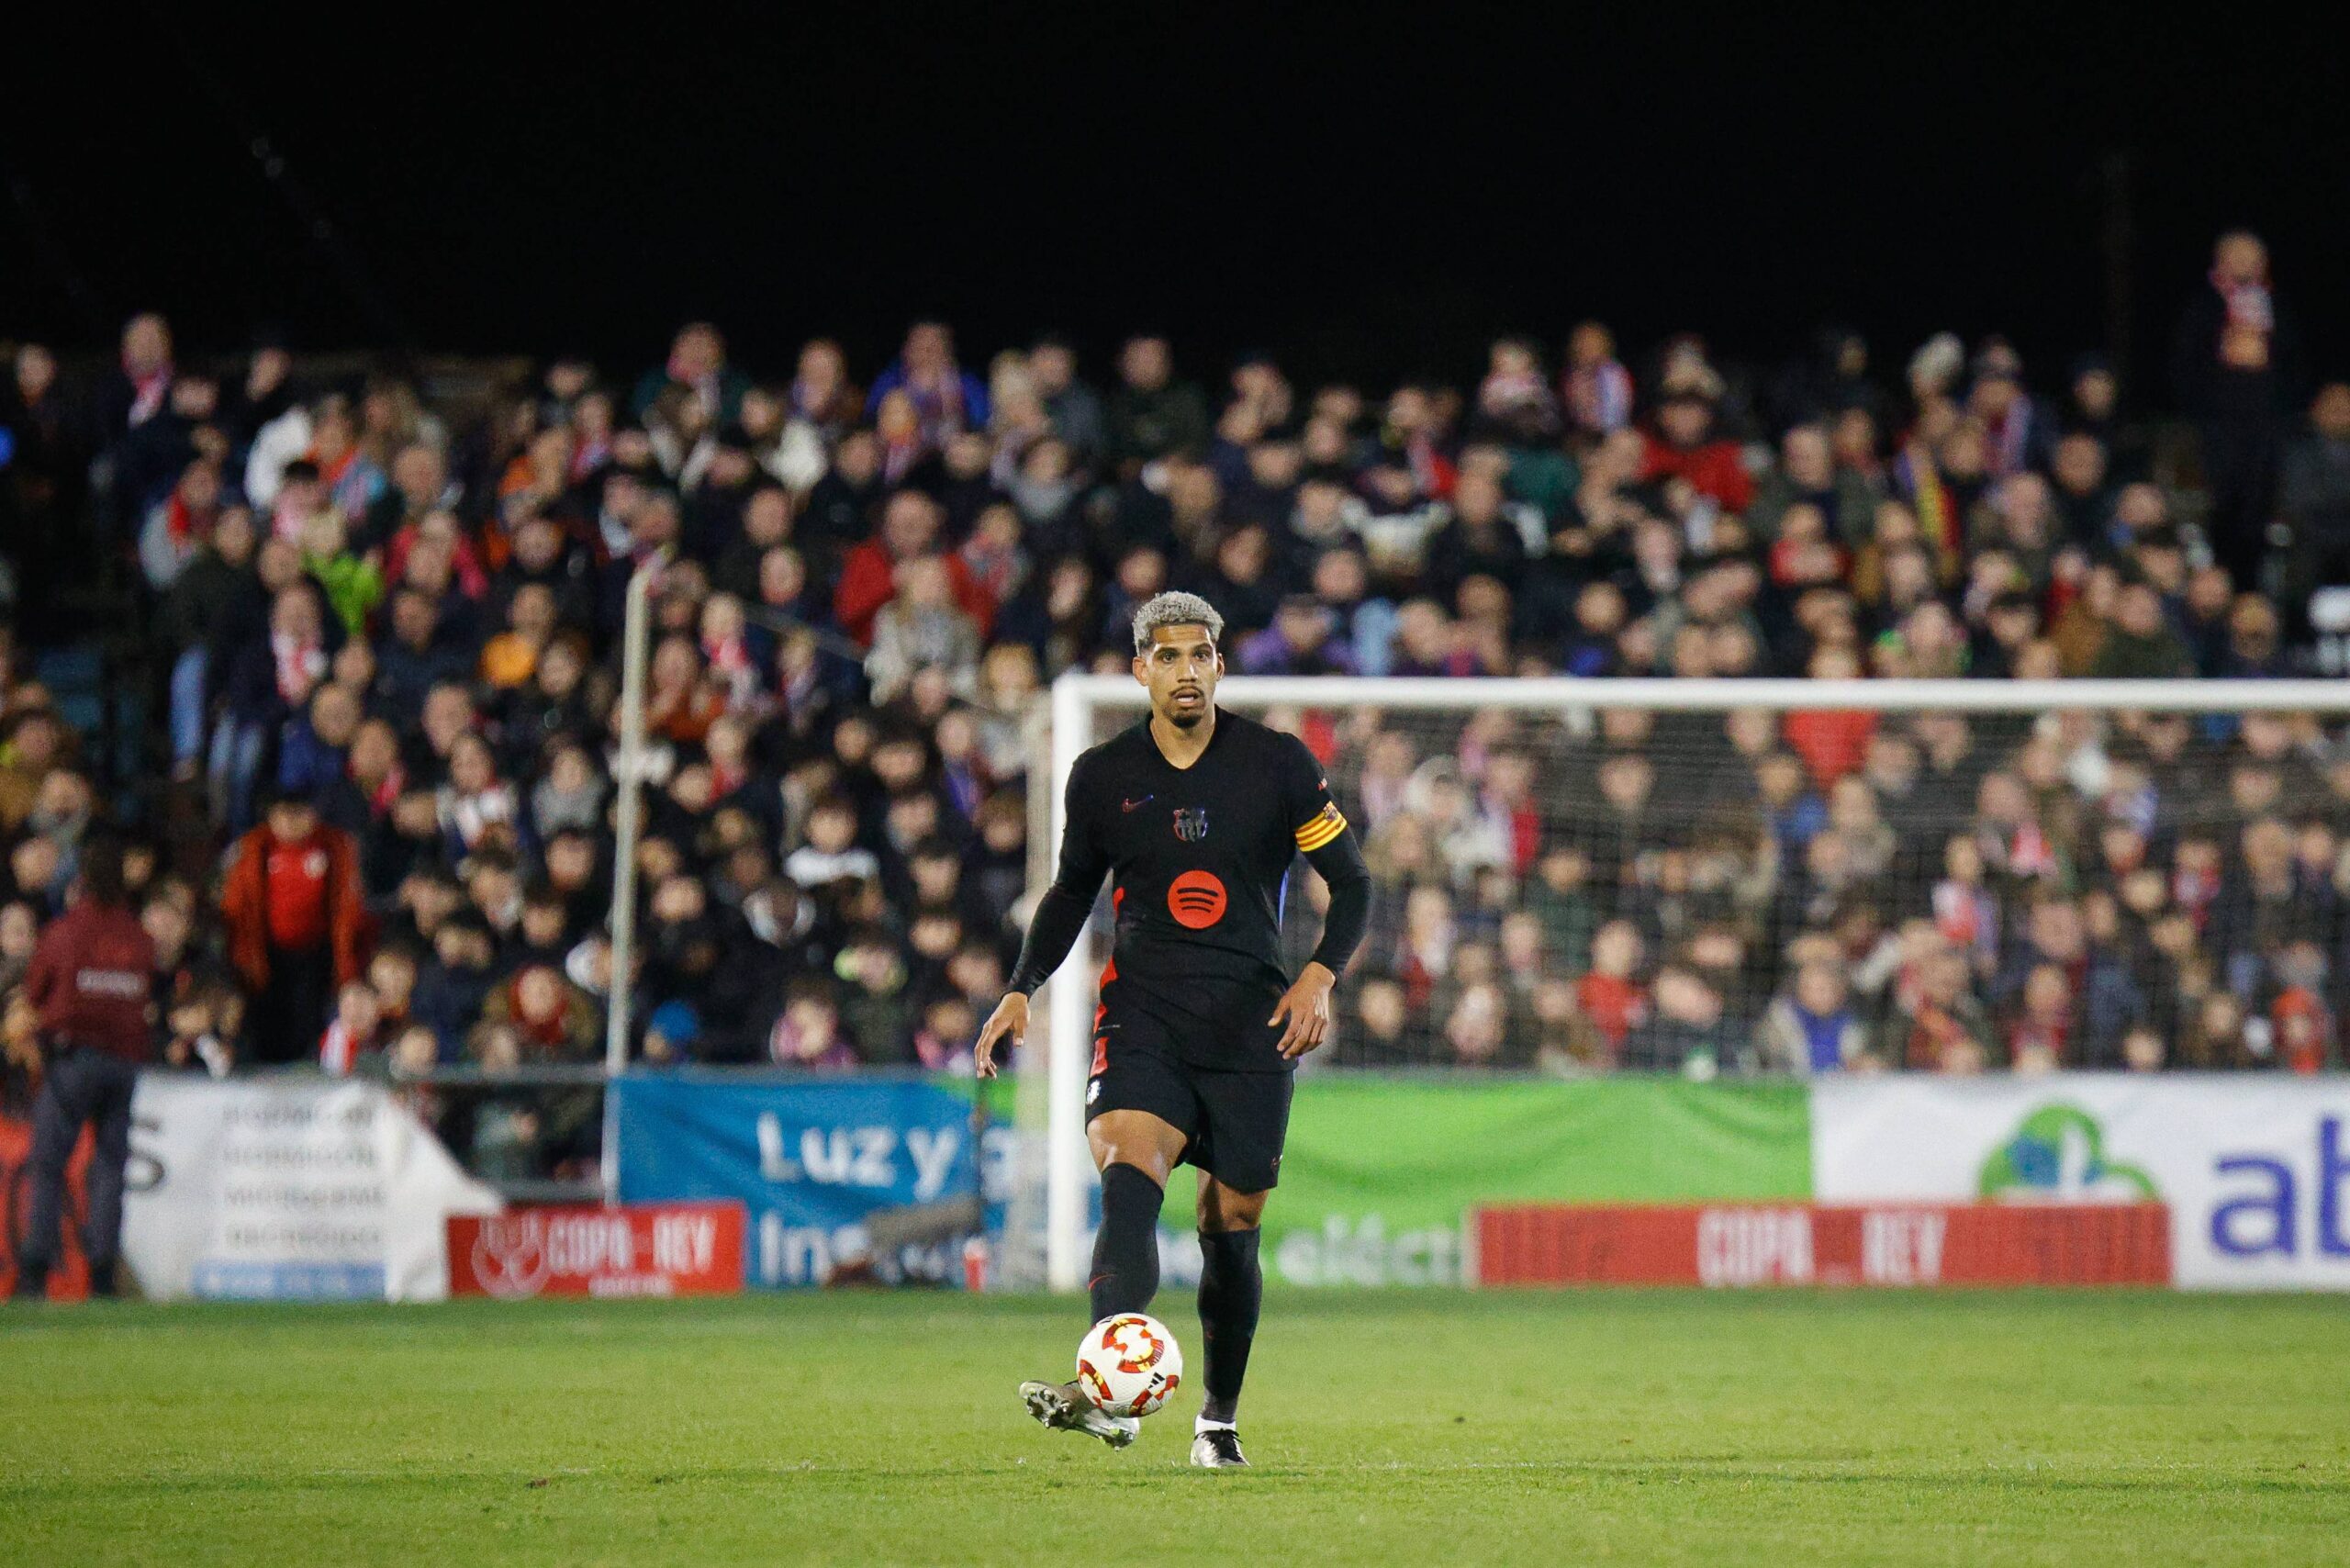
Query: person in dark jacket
1420 471 1531 602
157 507 266 776
14 834 155 1300
373 587 471 714
2277 383 2350 630
1619 967 1743 1073
2087 579 2197 680
1107 336 1210 474
1 343 88 641
2170 231 2306 587
210 582 338 833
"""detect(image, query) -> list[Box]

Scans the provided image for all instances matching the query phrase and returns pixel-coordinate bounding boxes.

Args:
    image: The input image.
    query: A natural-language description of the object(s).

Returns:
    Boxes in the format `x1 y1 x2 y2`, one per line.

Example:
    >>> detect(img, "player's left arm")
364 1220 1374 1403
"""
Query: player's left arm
1269 740 1373 1058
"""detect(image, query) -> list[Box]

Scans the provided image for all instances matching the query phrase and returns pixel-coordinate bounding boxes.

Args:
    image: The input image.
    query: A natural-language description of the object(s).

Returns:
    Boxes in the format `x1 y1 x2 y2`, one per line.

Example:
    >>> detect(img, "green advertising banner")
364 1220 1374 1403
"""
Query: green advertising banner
1159 1076 1814 1287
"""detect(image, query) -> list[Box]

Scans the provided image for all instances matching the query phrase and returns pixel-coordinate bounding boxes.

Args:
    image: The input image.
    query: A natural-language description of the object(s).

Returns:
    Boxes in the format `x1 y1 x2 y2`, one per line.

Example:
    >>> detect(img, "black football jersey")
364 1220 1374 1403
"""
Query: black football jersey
1049 709 1348 1060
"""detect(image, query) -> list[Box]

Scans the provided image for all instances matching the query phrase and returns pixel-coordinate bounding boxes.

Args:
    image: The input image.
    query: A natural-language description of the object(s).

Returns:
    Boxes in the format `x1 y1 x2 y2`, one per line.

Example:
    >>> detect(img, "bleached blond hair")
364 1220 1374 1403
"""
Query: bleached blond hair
1131 591 1225 655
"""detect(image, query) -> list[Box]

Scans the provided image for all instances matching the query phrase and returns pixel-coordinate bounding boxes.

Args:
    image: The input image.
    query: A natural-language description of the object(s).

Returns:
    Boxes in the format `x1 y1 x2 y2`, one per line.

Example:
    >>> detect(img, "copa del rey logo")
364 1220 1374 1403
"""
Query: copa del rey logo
470 1213 555 1298
448 1203 746 1299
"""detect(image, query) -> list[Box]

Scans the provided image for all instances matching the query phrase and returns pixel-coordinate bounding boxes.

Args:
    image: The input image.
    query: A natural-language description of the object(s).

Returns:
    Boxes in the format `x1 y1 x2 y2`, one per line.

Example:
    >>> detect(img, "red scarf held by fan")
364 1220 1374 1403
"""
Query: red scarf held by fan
355 755 406 820
125 359 172 427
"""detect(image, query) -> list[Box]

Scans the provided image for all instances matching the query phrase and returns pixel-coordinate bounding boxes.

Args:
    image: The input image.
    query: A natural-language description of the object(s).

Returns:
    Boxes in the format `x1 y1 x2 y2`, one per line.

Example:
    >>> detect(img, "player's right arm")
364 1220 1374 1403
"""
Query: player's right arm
978 756 1111 1078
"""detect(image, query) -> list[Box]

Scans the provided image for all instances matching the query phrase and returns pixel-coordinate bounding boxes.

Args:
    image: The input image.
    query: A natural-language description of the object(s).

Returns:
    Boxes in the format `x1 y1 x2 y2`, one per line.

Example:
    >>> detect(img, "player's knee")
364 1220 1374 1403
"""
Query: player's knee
1089 1116 1179 1185
1101 1149 1173 1186
1198 1181 1268 1234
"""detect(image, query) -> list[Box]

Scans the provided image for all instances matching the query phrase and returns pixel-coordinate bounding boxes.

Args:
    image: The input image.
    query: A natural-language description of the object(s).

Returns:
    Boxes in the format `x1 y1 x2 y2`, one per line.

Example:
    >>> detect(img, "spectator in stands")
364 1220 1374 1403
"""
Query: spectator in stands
2279 383 2350 625
1757 959 1868 1073
2172 231 2303 586
834 490 988 646
1877 945 1997 1071
1751 424 1877 549
1622 966 1740 1073
769 978 856 1068
1422 471 1530 603
138 458 224 588
1108 335 1209 472
867 556 982 705
1562 321 1633 437
319 979 384 1075
866 322 989 445
2088 578 2197 680
1025 337 1105 465
1966 340 2056 481
633 322 749 428
1573 920 1648 1064
219 788 370 1065
1640 364 1751 515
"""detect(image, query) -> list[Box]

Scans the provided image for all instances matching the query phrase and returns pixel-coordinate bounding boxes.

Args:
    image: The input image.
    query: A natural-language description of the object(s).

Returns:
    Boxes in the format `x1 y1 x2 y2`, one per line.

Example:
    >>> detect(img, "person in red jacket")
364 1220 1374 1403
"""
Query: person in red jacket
14 834 155 1300
1639 375 1754 515
831 489 992 645
219 788 371 1065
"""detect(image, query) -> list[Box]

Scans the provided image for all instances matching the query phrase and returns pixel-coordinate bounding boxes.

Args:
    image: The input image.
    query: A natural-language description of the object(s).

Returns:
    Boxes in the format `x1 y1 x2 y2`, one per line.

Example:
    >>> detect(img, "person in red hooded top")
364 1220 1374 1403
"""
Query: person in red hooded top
13 834 154 1300
1639 365 1753 515
219 788 371 1066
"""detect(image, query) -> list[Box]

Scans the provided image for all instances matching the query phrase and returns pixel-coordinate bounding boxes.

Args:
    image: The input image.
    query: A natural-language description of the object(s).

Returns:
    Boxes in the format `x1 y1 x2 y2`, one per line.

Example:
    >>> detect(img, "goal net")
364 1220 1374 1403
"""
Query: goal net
1003 675 2350 1291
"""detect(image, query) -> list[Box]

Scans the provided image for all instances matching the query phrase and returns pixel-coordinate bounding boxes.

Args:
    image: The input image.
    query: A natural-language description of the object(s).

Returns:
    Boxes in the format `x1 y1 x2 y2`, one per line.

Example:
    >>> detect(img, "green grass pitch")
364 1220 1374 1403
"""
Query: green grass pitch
3 1291 2346 1565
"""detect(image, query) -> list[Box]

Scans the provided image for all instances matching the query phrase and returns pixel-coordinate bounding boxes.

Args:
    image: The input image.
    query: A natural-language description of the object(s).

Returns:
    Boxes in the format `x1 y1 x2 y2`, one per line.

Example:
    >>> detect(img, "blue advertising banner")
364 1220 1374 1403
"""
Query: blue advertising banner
611 1073 1009 1289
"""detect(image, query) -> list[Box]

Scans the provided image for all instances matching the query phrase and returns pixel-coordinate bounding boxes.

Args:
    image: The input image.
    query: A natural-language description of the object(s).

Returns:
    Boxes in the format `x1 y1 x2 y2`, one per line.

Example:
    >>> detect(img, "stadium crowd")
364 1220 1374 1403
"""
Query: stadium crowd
1 229 2345 1175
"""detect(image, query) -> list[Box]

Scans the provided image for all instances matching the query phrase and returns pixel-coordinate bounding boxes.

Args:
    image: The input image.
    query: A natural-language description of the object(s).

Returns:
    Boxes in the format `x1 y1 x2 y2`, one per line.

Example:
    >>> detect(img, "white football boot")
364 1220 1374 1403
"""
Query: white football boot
1021 1380 1141 1449
1189 1426 1248 1468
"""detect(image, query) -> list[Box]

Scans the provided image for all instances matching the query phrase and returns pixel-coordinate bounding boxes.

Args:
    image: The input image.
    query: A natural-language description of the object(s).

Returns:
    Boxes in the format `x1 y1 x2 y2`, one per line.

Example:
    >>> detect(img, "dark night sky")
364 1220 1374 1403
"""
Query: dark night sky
7 7 2344 401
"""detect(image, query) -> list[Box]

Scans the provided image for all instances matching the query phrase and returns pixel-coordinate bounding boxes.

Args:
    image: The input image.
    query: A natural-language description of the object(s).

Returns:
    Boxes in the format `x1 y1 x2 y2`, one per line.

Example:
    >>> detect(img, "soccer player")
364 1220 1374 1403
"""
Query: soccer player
977 591 1371 1468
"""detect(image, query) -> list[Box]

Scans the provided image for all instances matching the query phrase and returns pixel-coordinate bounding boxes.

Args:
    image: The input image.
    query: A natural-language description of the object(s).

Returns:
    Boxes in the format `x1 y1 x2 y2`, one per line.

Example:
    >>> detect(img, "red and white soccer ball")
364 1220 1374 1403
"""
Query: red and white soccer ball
1075 1313 1184 1417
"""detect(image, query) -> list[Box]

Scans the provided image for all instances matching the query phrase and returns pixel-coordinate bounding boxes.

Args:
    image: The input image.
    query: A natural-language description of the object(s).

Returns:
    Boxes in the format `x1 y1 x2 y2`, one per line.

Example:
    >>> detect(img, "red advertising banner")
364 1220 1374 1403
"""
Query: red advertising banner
0 1112 93 1302
448 1202 746 1299
1472 1202 2172 1289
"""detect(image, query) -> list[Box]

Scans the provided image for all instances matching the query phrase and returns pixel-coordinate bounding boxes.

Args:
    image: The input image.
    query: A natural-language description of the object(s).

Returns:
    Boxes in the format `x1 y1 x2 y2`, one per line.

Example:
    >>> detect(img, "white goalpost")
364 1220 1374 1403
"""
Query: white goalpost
1028 673 2350 1292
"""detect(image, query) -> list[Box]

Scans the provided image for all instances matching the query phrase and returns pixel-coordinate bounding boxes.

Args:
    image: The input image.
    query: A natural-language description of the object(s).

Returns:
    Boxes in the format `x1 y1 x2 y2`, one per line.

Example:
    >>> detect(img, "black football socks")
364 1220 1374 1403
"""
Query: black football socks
1088 1163 1164 1323
1195 1226 1262 1426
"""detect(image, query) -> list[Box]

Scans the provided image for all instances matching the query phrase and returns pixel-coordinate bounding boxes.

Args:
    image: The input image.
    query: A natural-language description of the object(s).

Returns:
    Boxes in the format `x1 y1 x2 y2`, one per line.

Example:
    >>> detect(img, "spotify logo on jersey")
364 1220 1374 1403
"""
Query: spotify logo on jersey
1167 870 1227 929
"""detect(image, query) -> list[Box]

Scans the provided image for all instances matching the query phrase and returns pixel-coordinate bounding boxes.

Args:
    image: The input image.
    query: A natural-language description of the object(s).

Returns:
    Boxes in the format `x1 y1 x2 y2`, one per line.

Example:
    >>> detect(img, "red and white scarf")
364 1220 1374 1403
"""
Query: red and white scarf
320 1020 370 1076
2212 265 2275 336
702 631 760 709
125 360 172 427
272 633 327 704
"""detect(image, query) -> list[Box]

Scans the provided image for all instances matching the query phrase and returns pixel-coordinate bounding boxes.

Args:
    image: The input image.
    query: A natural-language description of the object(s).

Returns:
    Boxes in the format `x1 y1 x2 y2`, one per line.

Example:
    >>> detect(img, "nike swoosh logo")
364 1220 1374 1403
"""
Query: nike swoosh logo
1122 796 1153 812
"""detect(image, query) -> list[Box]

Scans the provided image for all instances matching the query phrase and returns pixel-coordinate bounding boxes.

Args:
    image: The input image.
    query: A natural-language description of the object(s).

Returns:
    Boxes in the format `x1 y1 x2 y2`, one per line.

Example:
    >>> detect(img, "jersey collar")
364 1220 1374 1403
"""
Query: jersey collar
1146 706 1223 772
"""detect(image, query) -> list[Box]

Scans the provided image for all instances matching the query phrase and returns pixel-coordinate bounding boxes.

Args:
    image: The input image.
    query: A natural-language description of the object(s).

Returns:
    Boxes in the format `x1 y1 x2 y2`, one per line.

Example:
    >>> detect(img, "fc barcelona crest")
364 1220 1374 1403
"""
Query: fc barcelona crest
1172 806 1209 842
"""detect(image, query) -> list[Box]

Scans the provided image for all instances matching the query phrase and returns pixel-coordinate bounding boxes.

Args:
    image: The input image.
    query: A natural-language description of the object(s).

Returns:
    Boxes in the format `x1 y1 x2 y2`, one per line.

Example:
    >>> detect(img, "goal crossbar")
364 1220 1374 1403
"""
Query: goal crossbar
1056 674 2350 715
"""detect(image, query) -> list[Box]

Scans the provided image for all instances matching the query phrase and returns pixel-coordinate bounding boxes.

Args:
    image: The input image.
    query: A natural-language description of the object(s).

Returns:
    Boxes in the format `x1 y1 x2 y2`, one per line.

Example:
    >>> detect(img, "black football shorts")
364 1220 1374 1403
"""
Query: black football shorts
1085 1006 1295 1193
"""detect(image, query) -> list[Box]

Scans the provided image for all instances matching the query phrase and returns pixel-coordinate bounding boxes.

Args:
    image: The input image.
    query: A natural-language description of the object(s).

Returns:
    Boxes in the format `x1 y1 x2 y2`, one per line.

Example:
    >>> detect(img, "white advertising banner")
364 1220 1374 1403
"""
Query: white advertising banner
1813 1074 2350 1291
121 1077 500 1302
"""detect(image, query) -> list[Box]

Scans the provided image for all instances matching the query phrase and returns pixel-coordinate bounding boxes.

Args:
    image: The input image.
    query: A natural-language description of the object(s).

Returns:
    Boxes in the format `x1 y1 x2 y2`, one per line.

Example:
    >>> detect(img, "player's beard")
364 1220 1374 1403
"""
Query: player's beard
1166 690 1205 728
